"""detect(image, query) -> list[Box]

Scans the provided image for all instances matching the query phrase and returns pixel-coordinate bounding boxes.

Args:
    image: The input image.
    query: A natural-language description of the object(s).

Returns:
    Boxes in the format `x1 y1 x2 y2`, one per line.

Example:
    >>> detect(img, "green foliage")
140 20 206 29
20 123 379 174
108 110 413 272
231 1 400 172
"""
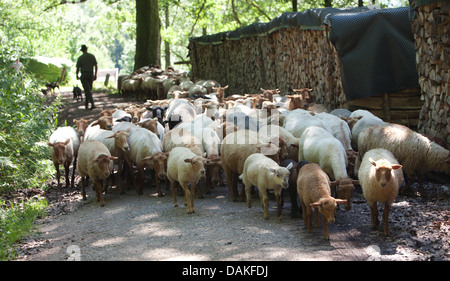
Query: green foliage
0 196 48 260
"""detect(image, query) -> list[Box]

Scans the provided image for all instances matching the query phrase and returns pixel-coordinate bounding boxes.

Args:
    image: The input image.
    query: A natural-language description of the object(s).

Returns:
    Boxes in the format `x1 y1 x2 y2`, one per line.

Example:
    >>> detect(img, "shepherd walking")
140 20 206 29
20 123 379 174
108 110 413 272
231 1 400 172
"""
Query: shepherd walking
76 45 98 110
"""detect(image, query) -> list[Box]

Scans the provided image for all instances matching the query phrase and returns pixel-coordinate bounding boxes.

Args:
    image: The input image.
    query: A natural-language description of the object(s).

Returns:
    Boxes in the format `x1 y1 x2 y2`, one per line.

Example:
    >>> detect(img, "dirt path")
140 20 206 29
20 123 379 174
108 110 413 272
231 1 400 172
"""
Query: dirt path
16 91 449 261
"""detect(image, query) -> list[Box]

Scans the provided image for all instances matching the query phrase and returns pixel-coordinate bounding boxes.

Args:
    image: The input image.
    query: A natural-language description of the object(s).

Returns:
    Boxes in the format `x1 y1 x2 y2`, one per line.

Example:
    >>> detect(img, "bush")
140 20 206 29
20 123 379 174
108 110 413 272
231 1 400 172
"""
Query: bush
0 56 62 260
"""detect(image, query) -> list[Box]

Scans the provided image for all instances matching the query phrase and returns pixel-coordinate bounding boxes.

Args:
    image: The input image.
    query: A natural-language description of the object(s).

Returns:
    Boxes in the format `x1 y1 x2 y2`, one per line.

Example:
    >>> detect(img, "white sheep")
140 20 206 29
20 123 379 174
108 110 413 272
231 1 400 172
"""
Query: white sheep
47 126 80 189
128 127 166 196
297 163 347 240
221 129 282 202
356 124 450 196
167 146 207 214
358 148 403 236
298 126 358 210
284 112 332 139
77 140 118 207
164 98 196 123
240 153 292 220
344 109 386 150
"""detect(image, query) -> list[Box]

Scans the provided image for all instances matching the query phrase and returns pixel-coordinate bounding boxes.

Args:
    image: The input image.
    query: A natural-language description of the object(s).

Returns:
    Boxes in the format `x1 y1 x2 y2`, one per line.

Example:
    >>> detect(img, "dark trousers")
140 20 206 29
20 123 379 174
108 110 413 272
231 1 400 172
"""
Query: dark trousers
80 75 94 109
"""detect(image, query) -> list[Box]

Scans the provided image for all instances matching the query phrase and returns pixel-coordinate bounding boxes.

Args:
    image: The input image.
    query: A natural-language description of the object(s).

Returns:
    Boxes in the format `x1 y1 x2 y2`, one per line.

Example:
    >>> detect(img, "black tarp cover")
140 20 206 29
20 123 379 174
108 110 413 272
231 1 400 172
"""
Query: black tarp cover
327 7 419 100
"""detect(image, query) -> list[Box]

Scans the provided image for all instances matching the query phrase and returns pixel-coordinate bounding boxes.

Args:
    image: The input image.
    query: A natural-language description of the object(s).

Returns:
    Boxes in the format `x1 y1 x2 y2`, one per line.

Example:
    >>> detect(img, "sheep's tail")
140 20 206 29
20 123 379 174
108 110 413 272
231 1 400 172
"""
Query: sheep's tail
238 174 244 180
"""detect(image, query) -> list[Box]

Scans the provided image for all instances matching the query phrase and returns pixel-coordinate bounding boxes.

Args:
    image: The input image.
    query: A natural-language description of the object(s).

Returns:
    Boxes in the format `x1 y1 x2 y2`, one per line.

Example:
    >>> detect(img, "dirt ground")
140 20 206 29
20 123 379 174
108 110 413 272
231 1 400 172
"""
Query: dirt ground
14 90 450 261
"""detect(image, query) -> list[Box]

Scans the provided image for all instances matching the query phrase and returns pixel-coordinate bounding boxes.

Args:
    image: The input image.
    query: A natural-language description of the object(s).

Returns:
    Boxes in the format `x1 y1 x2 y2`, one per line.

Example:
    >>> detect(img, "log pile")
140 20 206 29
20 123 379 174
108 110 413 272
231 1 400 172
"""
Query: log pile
189 27 346 110
412 1 450 144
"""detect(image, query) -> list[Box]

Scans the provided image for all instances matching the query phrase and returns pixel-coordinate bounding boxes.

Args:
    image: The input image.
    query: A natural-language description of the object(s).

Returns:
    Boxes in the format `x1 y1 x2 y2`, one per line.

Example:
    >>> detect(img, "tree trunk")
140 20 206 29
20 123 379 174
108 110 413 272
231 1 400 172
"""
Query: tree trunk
164 5 170 69
134 0 160 70
292 0 297 12
324 0 332 7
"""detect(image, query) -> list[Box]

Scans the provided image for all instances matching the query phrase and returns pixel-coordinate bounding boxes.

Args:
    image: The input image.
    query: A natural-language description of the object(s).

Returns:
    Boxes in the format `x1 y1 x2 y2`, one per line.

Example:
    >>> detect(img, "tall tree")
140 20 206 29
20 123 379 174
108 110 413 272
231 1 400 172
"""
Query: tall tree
134 0 160 70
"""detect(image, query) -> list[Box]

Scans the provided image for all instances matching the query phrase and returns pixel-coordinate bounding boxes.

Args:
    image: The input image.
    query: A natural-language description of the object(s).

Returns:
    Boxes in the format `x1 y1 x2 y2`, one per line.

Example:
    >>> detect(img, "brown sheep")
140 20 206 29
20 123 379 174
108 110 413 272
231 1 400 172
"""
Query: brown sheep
297 163 347 240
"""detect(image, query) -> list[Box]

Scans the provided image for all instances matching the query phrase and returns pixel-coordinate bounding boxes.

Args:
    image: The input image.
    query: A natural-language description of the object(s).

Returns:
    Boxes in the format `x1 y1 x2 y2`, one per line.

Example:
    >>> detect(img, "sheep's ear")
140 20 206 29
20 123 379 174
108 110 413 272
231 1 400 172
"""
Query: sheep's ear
91 121 99 127
64 139 70 145
105 134 115 139
335 199 347 205
184 158 193 163
351 180 360 185
291 143 299 148
369 158 377 166
143 155 155 161
310 201 321 207
391 164 402 170
286 162 294 170
330 180 338 186
266 167 277 173
109 156 119 160
47 142 54 147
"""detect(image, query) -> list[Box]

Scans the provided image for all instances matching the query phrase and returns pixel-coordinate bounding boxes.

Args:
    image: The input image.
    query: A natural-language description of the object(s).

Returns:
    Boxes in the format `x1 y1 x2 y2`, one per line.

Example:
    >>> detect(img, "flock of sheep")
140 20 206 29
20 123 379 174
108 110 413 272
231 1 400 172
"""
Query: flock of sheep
47 70 450 240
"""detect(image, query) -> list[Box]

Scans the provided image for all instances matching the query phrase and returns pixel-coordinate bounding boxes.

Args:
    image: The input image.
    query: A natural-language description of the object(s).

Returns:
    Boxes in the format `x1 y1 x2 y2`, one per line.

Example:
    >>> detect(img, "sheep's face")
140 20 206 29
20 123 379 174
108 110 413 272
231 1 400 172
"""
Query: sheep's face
205 155 222 185
92 154 118 179
370 158 402 188
331 178 358 211
185 156 206 178
47 139 70 164
138 119 159 136
268 167 290 189
93 116 113 130
106 131 130 152
310 198 346 223
146 152 169 180
74 118 93 137
127 108 146 123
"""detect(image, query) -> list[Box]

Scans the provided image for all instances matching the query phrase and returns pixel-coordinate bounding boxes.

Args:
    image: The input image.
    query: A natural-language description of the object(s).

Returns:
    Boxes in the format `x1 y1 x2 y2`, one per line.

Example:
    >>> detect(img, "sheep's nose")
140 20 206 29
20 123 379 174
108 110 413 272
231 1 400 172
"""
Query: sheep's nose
380 183 386 188
124 146 130 151
107 125 112 130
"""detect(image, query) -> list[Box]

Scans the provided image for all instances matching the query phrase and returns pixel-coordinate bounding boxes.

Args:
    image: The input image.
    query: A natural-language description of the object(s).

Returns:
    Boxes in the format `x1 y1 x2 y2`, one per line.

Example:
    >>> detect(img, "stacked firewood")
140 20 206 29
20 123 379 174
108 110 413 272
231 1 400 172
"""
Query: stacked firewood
189 27 346 111
412 1 450 144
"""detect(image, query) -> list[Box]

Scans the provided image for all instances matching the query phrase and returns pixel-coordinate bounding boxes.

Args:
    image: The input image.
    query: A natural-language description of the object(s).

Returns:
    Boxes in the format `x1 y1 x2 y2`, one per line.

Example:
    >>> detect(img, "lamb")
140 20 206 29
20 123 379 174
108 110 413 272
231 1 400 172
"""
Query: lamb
220 129 281 202
298 126 358 210
128 127 167 196
47 126 80 189
90 116 114 130
77 140 118 206
258 124 300 160
167 146 207 214
297 163 347 240
284 112 332 139
356 124 450 196
240 153 292 220
212 85 228 103
358 148 403 236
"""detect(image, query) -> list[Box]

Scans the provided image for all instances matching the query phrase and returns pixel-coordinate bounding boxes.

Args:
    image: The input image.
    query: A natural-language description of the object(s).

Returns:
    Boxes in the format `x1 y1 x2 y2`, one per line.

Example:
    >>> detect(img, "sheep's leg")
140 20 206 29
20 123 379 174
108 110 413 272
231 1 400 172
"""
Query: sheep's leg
205 167 212 194
369 201 380 229
53 163 62 190
300 201 307 223
224 167 238 201
238 172 246 202
322 214 330 240
314 207 320 228
117 159 125 194
383 203 390 236
95 182 105 207
71 154 77 188
245 182 252 208
64 161 70 188
289 186 300 218
170 179 178 207
417 173 427 198
155 178 164 197
306 207 313 234
136 167 145 195
275 190 282 221
190 182 196 213
181 182 194 214
259 188 269 220
81 177 87 200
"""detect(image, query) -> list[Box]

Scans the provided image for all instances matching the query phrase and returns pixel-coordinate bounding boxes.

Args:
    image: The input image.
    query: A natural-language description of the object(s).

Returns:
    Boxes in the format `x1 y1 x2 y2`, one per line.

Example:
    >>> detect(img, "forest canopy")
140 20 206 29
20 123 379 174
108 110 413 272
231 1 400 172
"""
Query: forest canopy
1 0 409 80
